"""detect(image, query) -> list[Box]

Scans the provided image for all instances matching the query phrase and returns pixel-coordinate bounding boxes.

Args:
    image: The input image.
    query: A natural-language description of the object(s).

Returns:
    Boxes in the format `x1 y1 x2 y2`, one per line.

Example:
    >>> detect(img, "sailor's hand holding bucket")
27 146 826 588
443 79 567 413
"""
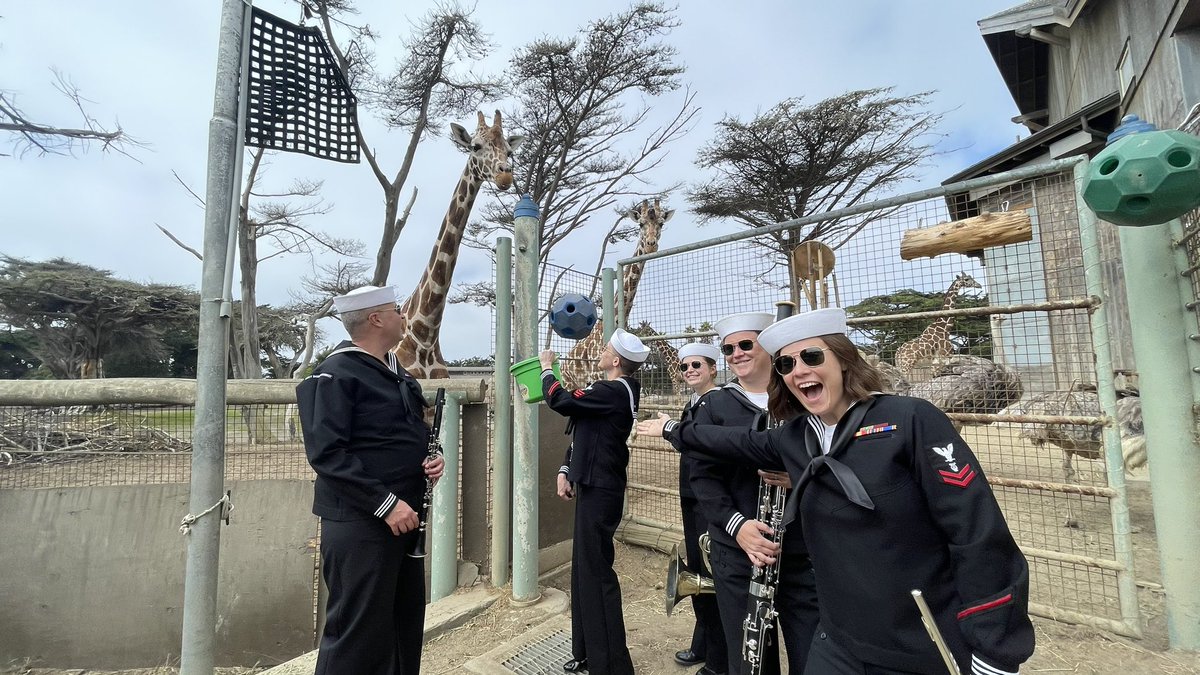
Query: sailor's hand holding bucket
539 349 557 370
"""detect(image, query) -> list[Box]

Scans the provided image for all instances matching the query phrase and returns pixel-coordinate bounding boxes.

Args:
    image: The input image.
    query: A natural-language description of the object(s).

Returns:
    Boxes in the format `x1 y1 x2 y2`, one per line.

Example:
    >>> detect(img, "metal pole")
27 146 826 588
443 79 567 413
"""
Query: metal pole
491 237 513 587
622 156 1086 267
1073 160 1142 637
602 267 616 340
220 4 253 319
1117 216 1200 650
511 196 541 604
181 1 246 673
430 393 463 601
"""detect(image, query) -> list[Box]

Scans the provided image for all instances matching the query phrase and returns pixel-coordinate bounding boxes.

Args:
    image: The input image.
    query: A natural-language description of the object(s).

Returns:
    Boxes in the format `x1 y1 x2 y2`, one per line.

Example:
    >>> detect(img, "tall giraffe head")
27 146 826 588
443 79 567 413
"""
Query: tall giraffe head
944 272 982 307
625 198 674 254
449 110 525 194
620 198 674 309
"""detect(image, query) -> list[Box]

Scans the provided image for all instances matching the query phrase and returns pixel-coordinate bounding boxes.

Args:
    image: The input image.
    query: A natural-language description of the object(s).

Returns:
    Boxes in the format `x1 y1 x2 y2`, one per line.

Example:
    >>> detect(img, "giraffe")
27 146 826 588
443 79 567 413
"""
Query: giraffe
393 111 524 379
559 198 682 389
894 272 983 376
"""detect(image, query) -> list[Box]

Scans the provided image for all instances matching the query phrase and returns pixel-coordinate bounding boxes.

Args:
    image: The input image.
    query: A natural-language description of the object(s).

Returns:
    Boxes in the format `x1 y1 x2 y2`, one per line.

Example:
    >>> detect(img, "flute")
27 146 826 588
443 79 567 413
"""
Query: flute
409 387 446 559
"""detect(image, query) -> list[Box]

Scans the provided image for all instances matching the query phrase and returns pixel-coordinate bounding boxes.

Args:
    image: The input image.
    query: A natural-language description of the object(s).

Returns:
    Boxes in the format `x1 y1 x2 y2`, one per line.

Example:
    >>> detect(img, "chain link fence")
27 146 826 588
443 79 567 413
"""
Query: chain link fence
618 162 1140 636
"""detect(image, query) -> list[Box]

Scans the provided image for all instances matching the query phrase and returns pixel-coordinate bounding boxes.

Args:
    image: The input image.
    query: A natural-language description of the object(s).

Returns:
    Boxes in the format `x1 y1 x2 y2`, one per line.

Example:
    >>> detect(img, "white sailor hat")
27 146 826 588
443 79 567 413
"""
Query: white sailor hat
714 311 773 341
677 342 720 363
333 285 398 314
758 307 848 355
610 328 650 363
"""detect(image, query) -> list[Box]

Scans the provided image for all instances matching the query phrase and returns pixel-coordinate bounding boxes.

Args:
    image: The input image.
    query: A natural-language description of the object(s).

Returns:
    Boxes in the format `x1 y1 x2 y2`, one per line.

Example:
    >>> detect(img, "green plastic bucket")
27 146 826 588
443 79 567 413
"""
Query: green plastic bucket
510 357 560 403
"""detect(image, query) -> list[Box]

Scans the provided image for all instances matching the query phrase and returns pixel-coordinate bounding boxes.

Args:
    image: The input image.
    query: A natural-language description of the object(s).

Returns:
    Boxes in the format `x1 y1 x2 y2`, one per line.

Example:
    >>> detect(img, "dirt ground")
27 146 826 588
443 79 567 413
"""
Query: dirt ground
7 533 1200 675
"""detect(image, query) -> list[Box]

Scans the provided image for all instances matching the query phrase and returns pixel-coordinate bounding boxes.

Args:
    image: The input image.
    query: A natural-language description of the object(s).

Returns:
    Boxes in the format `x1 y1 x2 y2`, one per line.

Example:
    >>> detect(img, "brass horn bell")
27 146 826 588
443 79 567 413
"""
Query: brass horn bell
665 542 715 615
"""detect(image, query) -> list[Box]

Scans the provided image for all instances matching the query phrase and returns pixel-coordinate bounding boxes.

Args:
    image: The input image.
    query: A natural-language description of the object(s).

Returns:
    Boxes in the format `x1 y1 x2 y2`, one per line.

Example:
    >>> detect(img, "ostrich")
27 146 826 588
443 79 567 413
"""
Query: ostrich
998 383 1144 527
909 355 1024 429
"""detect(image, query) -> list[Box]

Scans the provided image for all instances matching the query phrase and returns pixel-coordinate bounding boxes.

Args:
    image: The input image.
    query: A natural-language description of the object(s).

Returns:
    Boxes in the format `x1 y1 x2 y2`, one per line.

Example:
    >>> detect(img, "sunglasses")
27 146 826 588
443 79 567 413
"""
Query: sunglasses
679 360 707 372
773 347 832 375
720 339 757 356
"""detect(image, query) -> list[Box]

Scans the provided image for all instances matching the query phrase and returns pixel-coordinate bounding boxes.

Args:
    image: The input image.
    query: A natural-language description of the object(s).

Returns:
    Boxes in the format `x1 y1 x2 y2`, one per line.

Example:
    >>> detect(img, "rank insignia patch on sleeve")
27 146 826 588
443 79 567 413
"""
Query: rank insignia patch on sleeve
938 465 976 488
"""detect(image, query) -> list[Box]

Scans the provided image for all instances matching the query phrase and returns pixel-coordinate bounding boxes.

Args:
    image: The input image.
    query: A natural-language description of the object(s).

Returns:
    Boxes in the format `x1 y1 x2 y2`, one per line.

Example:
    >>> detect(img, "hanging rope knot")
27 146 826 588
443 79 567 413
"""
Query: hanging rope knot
179 493 234 535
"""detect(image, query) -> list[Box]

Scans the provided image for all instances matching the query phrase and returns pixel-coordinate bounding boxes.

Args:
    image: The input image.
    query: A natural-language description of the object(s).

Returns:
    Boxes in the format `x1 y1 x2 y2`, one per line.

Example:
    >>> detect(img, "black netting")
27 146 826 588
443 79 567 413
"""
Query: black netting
244 7 359 163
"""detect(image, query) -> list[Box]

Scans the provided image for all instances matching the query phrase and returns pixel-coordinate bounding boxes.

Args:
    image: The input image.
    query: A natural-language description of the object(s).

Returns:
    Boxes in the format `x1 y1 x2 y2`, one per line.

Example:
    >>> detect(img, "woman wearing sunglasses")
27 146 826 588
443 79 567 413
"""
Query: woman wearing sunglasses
646 311 819 675
660 342 728 673
640 307 1033 675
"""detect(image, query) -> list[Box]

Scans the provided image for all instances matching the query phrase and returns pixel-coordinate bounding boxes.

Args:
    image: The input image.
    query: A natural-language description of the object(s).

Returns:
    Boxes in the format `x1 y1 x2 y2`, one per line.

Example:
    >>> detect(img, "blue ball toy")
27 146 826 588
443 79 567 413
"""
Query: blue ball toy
549 293 598 340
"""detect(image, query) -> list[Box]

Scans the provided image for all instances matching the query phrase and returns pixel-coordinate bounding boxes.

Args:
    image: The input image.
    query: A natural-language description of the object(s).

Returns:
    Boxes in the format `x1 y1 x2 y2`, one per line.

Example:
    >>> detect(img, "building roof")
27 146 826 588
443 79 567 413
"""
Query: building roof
979 0 1072 35
942 92 1120 218
978 0 1086 124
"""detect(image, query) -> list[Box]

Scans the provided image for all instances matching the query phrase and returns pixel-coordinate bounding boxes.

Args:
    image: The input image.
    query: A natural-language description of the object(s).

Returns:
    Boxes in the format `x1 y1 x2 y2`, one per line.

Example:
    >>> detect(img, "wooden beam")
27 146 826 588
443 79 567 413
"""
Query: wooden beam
900 211 1033 260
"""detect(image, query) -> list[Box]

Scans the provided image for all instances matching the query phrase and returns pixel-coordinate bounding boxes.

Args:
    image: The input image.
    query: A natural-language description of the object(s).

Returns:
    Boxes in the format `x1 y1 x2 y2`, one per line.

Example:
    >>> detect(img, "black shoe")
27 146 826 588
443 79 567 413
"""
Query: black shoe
674 649 705 666
695 667 725 675
563 657 588 673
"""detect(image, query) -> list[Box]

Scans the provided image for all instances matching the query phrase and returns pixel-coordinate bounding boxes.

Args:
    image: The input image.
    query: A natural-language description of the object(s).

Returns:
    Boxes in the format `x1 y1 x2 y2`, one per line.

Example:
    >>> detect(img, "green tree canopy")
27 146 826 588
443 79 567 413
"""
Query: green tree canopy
0 256 198 378
847 288 991 363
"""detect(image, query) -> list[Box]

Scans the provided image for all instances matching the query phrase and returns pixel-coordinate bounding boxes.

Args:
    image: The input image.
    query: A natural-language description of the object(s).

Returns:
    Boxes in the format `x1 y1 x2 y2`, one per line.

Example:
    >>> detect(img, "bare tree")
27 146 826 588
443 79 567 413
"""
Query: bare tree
460 2 696 289
1 70 141 158
308 0 505 284
284 258 370 378
160 149 361 381
687 88 944 287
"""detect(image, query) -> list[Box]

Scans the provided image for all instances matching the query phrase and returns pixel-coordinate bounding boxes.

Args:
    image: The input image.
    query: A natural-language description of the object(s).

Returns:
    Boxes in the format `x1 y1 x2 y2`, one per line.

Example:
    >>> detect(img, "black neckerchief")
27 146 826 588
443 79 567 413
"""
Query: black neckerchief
784 397 878 524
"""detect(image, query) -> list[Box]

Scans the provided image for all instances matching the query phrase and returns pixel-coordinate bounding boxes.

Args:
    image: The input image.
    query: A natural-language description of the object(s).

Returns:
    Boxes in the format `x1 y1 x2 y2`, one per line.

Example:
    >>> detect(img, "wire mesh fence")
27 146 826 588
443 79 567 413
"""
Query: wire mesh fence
618 164 1140 635
0 403 312 489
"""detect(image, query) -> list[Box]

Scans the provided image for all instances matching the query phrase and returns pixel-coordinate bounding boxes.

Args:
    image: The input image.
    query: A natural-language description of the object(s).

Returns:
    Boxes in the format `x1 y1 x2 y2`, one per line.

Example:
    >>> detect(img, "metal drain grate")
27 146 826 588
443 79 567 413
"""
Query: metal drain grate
499 628 574 674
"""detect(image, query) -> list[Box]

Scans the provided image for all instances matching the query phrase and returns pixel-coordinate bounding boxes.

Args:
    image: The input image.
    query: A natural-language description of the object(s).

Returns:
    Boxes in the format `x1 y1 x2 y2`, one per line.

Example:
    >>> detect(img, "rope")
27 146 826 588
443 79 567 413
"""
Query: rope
179 493 233 535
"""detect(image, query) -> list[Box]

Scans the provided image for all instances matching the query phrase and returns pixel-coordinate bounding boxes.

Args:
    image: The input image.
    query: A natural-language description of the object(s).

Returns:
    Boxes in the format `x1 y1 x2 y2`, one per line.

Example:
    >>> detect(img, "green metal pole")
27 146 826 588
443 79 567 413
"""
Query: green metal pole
512 197 541 604
1073 160 1143 637
181 2 245 673
491 237 513 588
1117 216 1200 650
430 393 463 601
602 267 617 340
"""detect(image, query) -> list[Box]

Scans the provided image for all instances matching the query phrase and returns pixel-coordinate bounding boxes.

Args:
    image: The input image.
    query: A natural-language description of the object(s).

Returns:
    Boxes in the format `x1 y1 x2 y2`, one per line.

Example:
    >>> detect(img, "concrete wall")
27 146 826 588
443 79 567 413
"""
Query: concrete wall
0 480 317 669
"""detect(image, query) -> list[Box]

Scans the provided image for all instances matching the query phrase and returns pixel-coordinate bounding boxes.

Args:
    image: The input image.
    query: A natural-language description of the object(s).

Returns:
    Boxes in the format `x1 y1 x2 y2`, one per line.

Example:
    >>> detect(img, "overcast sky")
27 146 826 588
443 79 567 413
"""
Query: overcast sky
1 0 1026 361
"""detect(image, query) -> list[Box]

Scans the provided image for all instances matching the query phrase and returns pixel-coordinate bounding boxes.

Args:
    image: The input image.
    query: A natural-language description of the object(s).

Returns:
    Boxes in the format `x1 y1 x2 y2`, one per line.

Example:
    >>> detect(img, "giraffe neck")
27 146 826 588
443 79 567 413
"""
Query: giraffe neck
622 262 644 311
396 160 482 376
621 237 657 315
924 287 962 342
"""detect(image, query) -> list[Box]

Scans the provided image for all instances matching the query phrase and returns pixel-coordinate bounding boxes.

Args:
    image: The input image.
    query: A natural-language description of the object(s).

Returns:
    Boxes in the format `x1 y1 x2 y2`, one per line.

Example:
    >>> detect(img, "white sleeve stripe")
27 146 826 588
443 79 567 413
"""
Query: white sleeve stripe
663 419 678 435
374 493 398 519
972 654 1017 675
725 513 745 537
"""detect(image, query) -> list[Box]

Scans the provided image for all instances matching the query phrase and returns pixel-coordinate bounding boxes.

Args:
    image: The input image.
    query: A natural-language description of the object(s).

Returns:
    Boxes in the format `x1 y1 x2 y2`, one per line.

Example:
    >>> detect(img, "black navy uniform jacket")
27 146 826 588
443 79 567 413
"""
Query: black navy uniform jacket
677 394 1034 674
672 383 804 554
544 371 640 489
662 389 719 499
296 341 431 521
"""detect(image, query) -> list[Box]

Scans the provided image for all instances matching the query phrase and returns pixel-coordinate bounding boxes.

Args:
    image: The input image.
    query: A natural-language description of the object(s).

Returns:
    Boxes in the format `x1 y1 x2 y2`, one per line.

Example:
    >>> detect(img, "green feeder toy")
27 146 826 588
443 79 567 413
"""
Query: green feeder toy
1082 114 1200 227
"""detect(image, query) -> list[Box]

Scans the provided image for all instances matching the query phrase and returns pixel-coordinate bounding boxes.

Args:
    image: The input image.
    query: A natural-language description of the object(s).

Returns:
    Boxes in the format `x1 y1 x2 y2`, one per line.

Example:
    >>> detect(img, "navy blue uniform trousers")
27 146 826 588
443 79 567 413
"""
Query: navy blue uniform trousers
316 518 426 675
681 494 728 670
570 483 635 675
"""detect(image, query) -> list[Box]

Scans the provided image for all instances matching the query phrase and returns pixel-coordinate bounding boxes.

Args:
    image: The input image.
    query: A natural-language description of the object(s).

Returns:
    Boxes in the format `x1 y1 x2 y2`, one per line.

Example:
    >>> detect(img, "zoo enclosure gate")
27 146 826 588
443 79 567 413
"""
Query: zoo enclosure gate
610 157 1142 637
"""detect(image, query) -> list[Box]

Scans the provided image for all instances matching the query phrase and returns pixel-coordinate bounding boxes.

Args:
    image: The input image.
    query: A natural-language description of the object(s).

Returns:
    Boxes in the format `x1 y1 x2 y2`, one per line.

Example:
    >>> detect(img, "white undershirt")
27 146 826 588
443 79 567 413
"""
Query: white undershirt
807 416 835 455
744 390 769 409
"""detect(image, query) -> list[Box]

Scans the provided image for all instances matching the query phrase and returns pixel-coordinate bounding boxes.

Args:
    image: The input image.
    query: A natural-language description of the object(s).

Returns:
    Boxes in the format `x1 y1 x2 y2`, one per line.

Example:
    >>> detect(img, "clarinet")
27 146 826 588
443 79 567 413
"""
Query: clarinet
741 415 788 675
409 387 446 559
742 299 797 675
